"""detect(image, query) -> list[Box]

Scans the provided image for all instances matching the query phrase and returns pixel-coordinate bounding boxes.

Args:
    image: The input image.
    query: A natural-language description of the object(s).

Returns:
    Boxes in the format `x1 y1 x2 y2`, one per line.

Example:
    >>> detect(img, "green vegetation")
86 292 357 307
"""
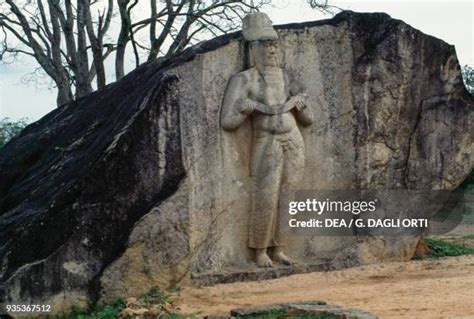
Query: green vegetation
458 169 474 225
139 287 171 307
59 298 126 319
419 238 474 259
459 169 474 192
57 287 188 319
462 234 474 240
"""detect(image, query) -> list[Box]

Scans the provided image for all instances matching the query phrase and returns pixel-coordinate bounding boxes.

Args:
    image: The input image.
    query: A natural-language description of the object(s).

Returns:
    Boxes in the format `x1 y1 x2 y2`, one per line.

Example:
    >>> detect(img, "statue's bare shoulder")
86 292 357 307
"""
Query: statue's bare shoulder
229 68 258 87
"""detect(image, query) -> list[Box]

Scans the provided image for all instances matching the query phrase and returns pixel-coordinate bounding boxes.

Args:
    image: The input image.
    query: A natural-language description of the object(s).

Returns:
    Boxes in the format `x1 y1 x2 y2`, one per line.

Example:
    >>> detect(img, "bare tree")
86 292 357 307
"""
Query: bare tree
0 0 333 107
0 0 114 105
114 0 273 80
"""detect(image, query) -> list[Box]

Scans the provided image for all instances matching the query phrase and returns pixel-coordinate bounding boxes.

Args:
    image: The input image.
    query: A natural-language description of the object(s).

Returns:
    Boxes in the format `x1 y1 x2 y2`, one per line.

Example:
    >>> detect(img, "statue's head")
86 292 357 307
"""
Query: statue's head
242 12 280 68
249 40 279 68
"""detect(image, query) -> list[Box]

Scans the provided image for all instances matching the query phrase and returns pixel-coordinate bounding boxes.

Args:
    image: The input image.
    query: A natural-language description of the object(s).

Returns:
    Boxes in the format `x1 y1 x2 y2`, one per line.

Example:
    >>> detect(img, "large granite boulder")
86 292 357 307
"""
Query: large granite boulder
0 11 472 311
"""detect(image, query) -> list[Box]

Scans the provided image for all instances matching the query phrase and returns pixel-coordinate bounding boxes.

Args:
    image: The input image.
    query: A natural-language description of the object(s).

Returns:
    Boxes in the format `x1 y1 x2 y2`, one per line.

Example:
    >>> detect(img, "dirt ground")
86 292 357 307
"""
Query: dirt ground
173 254 474 318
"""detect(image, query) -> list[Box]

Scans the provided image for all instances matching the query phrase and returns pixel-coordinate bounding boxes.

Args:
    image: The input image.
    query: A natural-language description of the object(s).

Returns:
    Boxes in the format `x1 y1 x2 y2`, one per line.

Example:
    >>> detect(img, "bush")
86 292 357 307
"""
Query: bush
62 298 126 319
459 170 474 193
422 238 474 259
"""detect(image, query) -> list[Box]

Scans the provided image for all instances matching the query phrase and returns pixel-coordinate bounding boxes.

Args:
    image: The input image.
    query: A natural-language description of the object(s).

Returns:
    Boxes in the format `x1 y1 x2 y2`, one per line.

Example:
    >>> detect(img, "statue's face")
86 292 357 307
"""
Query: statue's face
251 40 279 68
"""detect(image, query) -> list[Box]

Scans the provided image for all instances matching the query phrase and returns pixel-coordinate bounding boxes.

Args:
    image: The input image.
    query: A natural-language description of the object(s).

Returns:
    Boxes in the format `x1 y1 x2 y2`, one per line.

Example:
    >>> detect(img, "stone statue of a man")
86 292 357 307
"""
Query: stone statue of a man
221 13 314 267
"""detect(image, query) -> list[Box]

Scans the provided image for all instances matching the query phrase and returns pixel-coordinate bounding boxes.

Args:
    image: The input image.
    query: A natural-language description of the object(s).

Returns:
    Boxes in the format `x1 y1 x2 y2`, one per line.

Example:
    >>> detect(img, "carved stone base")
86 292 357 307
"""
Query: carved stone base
205 301 378 318
191 259 333 286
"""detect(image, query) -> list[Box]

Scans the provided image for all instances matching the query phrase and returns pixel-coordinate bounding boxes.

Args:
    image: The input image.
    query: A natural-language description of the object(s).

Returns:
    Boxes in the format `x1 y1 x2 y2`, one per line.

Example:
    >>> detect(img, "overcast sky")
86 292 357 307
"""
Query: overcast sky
0 0 472 121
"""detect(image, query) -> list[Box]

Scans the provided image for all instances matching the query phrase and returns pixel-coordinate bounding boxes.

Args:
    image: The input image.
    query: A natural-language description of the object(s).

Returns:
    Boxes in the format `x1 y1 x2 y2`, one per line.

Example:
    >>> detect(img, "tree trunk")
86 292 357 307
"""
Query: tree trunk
83 0 107 89
116 0 130 80
56 82 73 106
75 0 92 97
47 0 73 106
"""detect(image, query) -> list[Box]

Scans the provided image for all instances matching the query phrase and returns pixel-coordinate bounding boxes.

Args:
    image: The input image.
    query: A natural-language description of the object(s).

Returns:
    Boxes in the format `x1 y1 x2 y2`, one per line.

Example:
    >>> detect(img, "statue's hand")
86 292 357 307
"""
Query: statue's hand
236 98 254 115
291 93 307 111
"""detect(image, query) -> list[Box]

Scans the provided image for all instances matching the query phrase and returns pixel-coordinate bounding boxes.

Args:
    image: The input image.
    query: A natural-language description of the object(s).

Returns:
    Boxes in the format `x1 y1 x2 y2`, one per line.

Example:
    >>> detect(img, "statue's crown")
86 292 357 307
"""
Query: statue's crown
242 12 278 41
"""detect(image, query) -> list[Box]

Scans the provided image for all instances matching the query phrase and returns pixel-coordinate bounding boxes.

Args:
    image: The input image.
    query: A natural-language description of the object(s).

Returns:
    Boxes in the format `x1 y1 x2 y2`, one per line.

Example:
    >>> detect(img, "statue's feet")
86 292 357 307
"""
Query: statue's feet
273 251 295 265
256 252 273 267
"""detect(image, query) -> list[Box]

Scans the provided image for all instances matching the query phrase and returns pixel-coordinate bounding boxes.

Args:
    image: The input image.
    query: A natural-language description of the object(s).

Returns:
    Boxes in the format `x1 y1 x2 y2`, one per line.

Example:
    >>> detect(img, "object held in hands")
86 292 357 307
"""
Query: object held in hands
251 94 307 115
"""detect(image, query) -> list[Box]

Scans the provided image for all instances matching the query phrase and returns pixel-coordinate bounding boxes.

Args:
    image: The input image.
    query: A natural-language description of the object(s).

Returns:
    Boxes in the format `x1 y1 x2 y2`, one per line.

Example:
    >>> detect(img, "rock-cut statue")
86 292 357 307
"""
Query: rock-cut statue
220 12 314 267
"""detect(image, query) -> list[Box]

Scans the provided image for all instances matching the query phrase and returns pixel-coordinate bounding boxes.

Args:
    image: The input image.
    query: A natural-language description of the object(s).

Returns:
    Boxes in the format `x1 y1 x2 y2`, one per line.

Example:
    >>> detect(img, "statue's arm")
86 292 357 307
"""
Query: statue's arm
220 74 253 131
284 73 313 126
293 95 314 126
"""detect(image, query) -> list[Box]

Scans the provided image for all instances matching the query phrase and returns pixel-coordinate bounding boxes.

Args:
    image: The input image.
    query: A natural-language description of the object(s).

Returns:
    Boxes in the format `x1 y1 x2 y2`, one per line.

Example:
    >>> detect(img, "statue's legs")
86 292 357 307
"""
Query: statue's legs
248 129 305 250
277 129 305 247
249 132 284 249
281 130 305 191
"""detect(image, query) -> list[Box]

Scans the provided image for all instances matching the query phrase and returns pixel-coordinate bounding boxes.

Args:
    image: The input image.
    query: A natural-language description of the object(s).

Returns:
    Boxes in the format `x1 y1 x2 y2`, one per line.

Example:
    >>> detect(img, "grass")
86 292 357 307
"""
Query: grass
58 287 183 319
139 287 170 307
462 234 474 240
418 238 474 259
60 298 126 319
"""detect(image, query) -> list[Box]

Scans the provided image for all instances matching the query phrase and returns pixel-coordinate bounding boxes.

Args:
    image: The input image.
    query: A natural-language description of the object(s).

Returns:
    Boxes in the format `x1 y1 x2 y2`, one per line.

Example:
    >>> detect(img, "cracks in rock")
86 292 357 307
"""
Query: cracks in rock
402 94 452 188
402 99 424 189
328 110 354 122
191 201 236 273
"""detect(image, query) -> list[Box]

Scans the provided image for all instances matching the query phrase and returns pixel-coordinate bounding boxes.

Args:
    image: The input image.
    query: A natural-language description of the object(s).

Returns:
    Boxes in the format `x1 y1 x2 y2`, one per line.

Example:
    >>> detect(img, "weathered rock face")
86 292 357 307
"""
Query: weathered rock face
0 11 472 310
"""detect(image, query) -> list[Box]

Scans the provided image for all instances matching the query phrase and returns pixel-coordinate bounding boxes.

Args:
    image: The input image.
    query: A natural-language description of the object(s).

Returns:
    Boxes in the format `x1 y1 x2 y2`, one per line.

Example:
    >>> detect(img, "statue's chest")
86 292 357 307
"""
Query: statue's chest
250 70 287 106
